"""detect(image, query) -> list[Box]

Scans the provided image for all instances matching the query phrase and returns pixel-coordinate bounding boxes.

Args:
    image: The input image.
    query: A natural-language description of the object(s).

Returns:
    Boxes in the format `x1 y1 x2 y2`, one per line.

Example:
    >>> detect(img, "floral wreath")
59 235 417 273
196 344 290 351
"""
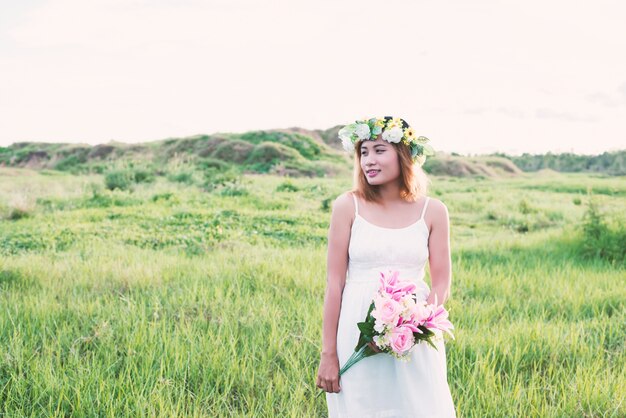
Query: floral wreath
338 116 435 166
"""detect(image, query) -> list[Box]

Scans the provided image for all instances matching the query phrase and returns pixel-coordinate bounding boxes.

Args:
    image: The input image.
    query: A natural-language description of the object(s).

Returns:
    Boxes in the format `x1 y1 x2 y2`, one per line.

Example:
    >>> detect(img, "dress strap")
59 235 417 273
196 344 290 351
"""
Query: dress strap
419 197 430 220
352 193 359 216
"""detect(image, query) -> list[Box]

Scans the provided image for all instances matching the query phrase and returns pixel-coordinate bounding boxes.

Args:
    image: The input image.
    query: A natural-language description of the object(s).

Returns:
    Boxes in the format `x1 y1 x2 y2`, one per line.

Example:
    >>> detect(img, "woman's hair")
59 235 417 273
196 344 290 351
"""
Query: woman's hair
352 117 430 203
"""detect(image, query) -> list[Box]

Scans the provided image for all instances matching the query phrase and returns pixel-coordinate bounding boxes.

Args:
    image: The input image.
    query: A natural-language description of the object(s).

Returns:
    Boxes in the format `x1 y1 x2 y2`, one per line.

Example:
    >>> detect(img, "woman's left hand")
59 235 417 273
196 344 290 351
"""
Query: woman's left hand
367 341 382 353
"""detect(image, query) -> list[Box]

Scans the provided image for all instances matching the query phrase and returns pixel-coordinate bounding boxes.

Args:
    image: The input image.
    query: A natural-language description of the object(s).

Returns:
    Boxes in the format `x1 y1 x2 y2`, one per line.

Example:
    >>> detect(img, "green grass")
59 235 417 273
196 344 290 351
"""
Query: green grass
0 168 624 417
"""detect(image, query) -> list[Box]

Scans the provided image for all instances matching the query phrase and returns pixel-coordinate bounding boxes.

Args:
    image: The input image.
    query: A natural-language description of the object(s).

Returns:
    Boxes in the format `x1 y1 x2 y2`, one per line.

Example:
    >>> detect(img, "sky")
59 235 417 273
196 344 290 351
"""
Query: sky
1 0 625 155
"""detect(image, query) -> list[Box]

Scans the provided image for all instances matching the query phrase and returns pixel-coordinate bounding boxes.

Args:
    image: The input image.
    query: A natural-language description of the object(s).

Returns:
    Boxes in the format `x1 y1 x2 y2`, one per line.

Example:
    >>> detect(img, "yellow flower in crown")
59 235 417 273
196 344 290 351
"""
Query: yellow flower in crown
392 117 404 126
374 117 386 128
385 120 401 130
404 127 416 141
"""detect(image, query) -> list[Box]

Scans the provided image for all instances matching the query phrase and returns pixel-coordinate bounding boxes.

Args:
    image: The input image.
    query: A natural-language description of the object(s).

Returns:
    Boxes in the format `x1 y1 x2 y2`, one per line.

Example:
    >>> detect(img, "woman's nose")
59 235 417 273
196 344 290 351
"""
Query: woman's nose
362 153 376 164
364 156 377 166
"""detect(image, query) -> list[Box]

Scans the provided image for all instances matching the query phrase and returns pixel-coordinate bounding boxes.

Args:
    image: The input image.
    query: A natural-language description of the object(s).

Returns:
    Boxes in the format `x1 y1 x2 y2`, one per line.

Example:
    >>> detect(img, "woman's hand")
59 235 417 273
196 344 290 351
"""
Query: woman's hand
316 352 341 393
367 341 382 353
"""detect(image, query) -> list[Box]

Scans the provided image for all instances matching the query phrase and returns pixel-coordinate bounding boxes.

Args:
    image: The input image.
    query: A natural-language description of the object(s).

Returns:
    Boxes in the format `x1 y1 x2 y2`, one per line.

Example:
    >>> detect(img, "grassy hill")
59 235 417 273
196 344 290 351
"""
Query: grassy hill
0 126 531 180
2 127 624 182
0 127 352 178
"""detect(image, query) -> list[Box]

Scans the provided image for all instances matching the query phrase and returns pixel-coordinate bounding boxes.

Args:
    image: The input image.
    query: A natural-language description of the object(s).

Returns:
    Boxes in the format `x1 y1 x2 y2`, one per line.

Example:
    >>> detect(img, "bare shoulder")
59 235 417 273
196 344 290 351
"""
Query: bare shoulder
427 197 449 216
426 197 450 225
331 191 356 224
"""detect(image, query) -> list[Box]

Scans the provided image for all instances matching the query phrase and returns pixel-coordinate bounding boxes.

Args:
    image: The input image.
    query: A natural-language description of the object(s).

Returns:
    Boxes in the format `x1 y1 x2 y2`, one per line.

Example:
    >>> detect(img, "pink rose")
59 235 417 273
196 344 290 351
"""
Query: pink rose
373 294 402 326
390 325 416 355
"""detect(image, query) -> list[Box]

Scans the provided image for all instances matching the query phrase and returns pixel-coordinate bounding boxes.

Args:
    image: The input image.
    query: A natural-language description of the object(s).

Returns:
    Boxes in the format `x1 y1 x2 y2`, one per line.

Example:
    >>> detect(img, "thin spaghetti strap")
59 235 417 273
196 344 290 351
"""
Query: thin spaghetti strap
352 192 359 216
419 196 430 220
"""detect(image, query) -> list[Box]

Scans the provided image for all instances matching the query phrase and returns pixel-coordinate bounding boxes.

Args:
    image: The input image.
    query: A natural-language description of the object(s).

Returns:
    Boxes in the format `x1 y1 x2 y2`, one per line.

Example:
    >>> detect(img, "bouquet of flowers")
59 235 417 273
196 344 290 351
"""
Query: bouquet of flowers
318 271 454 395
339 270 455 376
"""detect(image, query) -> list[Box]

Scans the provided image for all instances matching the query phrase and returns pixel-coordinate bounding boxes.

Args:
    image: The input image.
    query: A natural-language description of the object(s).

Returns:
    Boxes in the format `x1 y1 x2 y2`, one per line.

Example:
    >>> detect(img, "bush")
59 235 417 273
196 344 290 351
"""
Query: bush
239 131 322 160
276 181 299 192
104 167 155 190
198 158 230 171
104 170 134 191
321 197 332 212
577 196 626 265
133 168 155 184
211 140 254 163
167 171 194 184
54 155 84 172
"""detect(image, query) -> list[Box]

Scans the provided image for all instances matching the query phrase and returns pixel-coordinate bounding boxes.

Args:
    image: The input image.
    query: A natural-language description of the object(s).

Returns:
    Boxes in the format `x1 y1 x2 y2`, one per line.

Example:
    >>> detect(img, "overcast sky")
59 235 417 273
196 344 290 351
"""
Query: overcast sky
1 0 625 155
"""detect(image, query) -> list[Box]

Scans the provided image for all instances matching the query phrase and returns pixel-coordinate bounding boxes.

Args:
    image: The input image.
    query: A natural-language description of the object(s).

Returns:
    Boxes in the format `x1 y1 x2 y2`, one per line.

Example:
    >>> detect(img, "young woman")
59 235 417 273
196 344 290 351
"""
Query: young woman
316 117 456 417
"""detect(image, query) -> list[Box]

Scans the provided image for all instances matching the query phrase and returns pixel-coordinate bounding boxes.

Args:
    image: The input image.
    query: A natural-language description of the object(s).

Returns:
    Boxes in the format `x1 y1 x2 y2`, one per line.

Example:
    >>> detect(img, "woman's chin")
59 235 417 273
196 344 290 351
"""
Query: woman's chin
366 176 384 185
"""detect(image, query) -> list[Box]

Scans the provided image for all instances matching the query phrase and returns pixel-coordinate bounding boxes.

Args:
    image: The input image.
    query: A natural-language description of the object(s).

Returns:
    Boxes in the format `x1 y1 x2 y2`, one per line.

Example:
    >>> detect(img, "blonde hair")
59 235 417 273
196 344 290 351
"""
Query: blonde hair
351 137 430 203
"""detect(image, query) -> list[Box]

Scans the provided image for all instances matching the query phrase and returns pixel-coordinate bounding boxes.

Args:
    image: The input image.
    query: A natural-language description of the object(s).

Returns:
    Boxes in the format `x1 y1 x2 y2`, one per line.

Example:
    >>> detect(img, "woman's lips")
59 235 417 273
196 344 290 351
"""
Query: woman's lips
367 170 380 178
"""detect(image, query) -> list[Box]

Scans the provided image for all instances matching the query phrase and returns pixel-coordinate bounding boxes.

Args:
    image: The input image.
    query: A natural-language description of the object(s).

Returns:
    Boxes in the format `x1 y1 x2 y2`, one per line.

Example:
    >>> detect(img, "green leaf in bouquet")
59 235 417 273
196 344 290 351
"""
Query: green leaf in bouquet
356 333 372 350
357 321 375 336
413 326 439 351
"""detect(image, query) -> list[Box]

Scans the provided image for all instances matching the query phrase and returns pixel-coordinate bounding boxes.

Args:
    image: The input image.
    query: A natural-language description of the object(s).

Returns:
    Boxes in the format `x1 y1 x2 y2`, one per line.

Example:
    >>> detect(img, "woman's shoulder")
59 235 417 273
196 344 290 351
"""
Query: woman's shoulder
330 191 358 223
424 196 449 221
425 196 448 211
333 190 357 211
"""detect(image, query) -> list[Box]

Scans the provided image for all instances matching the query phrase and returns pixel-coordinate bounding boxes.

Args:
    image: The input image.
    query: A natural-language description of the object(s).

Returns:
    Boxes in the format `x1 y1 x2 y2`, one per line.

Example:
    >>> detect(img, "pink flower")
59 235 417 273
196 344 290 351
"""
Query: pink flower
389 324 417 355
408 303 431 329
379 270 418 302
372 294 402 326
423 304 455 339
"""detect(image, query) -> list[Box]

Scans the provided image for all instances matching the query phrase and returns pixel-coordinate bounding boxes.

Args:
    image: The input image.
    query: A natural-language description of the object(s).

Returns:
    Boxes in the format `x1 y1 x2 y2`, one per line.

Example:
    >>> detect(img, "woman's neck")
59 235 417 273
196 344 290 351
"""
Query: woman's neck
376 180 403 205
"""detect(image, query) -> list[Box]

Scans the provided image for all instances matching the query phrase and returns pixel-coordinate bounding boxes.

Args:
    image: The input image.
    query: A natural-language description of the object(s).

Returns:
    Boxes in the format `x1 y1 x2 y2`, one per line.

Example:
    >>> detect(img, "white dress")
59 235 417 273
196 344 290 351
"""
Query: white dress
326 193 456 418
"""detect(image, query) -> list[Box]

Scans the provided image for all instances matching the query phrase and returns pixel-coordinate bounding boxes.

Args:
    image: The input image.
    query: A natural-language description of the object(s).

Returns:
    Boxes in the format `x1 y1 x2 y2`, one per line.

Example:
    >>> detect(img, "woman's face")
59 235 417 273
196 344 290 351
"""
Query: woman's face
359 136 401 186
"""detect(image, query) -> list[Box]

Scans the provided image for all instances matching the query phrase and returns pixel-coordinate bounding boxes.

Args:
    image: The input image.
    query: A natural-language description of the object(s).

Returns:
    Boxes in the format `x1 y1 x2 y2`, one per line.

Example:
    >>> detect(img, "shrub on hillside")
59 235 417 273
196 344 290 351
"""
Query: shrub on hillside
104 167 155 190
167 170 195 184
239 131 322 160
211 140 254 163
276 181 299 192
133 168 156 184
105 170 134 191
577 197 626 266
54 155 84 172
88 144 116 159
198 158 230 171
245 142 302 173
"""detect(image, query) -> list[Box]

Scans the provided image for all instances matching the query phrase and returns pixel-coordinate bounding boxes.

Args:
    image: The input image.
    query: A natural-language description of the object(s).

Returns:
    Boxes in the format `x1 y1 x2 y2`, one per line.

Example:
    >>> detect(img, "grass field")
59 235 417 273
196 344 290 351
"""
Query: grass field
1 167 624 417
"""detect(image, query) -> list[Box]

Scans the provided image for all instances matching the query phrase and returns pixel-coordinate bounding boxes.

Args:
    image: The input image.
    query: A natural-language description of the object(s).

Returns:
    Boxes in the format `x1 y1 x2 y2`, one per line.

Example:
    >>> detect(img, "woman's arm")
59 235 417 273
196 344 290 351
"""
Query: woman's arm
316 192 352 393
320 193 351 354
426 199 452 306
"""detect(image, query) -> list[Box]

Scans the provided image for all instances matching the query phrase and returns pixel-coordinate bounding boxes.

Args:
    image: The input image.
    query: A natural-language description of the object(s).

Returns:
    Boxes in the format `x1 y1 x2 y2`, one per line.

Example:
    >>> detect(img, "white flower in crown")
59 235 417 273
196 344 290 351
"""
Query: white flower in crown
340 135 354 153
355 123 371 140
338 122 371 152
382 126 403 143
338 126 356 152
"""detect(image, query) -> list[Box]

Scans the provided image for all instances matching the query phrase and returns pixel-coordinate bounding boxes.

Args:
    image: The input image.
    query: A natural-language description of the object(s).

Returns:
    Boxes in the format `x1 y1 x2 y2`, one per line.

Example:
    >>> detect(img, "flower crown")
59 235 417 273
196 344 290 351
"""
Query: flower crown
338 116 435 166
